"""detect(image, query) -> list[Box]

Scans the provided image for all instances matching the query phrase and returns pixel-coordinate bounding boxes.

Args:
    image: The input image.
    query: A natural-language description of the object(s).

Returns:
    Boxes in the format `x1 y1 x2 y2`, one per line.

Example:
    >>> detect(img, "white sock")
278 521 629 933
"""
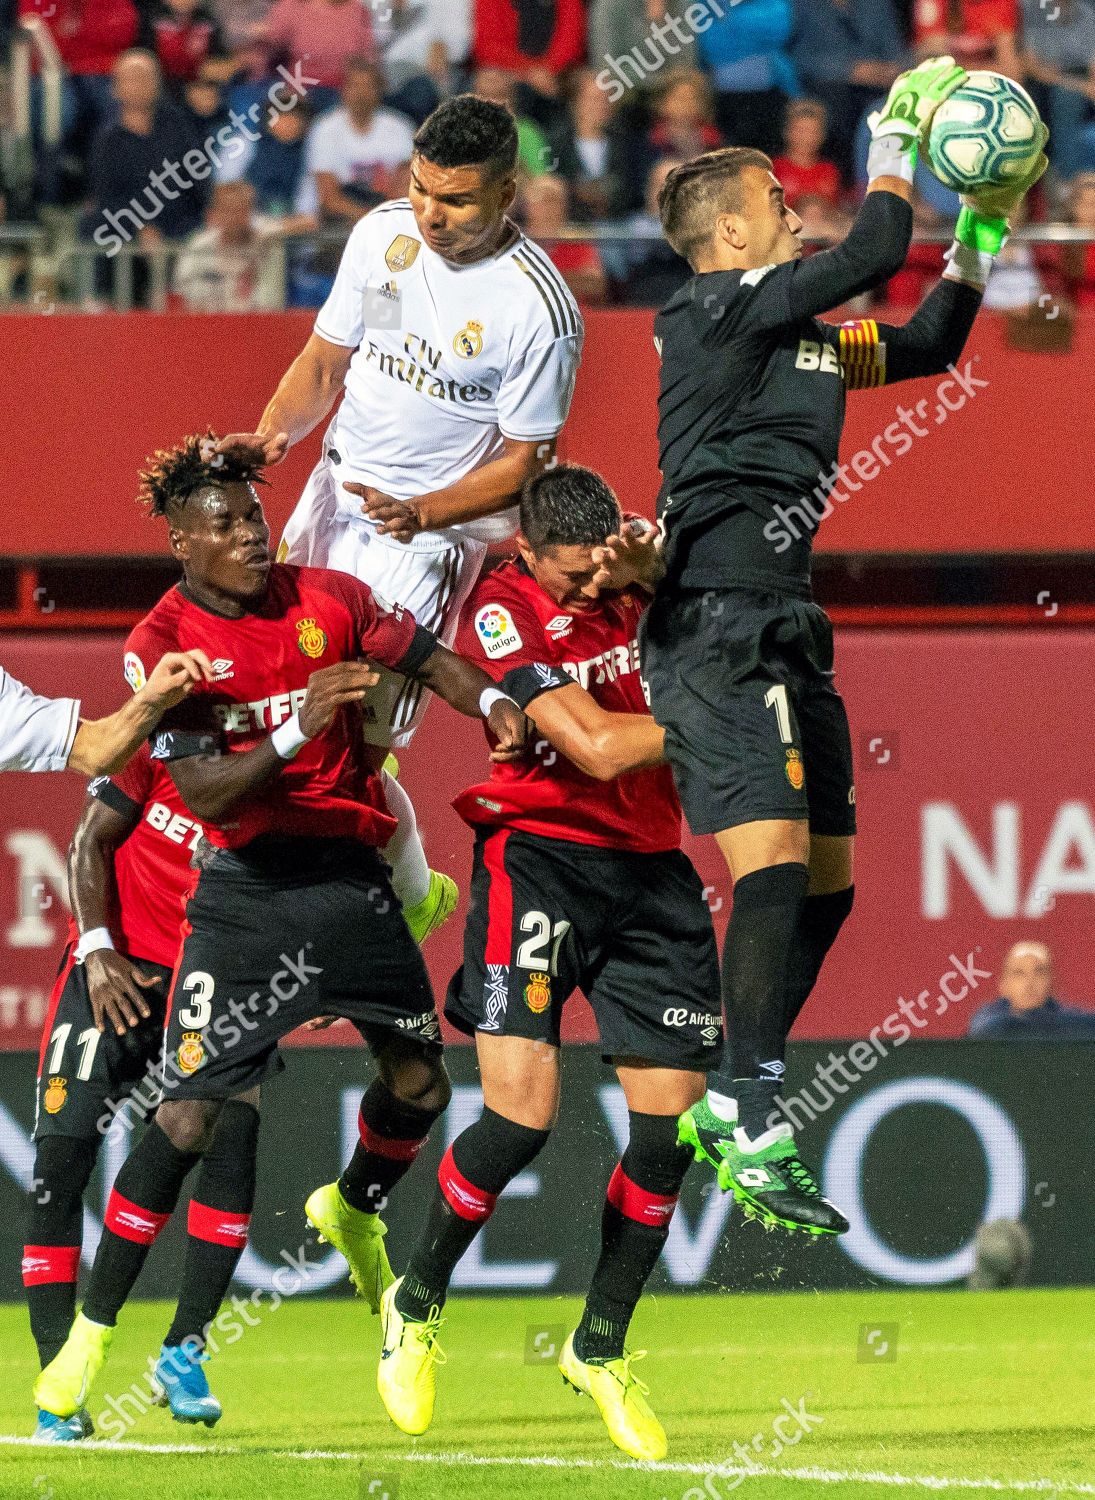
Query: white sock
380 769 431 909
706 1090 738 1122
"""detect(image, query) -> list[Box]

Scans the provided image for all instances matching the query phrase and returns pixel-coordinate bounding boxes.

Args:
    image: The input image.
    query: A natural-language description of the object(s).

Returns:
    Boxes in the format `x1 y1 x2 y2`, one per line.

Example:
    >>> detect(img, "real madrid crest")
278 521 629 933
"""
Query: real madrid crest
296 617 328 660
453 320 484 359
385 234 420 273
524 971 551 1014
43 1076 67 1114
177 1031 205 1075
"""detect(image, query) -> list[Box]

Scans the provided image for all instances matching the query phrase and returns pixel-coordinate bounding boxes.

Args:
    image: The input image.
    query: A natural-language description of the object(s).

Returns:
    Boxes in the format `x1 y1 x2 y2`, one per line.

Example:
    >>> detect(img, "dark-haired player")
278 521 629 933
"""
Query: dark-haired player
34 437 527 1422
601 61 1048 1233
214 91 583 951
26 745 264 1438
375 465 719 1463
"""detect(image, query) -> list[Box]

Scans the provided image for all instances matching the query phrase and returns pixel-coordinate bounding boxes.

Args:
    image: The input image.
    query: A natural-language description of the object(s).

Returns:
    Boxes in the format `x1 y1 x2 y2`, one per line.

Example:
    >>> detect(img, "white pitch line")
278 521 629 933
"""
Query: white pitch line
1 1435 1093 1493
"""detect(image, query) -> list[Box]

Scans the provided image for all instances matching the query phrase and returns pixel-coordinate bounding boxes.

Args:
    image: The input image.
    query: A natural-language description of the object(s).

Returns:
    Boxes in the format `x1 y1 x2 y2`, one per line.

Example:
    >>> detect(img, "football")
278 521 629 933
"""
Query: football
927 71 1045 193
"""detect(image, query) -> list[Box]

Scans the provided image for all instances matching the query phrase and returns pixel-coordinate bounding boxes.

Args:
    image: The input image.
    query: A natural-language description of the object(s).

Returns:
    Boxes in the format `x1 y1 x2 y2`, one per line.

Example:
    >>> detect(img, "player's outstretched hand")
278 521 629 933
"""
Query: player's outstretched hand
143 649 215 709
487 699 528 763
302 1015 339 1031
299 661 382 739
211 431 290 468
343 482 423 544
85 950 161 1035
870 55 967 144
591 520 665 595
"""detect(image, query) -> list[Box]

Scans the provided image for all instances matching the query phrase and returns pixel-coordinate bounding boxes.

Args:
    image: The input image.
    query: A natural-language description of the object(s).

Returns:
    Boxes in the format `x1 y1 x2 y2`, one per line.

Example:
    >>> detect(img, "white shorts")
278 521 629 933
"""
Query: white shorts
279 448 488 748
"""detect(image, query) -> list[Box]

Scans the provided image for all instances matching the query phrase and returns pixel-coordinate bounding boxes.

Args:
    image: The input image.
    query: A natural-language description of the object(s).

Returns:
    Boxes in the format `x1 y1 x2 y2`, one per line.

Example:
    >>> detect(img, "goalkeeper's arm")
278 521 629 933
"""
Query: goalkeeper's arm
844 139 1049 388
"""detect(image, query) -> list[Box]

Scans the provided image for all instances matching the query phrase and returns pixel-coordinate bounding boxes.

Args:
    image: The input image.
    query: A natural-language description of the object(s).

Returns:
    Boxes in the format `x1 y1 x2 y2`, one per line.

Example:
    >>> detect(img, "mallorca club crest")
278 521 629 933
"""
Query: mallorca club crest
453 320 484 359
385 234 420 273
43 1076 68 1114
295 617 328 660
524 971 551 1015
177 1032 205 1075
785 748 805 791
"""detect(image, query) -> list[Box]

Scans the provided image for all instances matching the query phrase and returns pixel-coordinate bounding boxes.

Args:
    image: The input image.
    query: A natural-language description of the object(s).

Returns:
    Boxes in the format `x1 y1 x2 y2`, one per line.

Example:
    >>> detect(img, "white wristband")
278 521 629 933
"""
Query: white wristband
271 712 311 760
867 134 916 185
479 686 517 719
75 927 114 964
943 238 995 290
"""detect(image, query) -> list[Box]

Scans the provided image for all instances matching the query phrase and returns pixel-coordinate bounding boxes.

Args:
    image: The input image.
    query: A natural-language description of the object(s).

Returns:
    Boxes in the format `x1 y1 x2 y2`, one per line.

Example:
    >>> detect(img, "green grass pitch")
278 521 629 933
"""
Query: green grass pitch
1 1289 1092 1499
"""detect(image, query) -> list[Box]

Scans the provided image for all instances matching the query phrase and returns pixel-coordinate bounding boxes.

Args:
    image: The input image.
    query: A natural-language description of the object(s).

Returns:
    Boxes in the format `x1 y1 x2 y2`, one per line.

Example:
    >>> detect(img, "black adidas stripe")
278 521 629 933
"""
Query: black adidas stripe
513 254 561 339
518 249 572 340
524 241 580 337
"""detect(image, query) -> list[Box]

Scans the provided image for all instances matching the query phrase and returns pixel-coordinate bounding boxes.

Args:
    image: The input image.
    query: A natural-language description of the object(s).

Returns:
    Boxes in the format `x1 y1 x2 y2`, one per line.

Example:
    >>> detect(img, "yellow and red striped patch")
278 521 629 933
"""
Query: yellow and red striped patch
839 319 887 390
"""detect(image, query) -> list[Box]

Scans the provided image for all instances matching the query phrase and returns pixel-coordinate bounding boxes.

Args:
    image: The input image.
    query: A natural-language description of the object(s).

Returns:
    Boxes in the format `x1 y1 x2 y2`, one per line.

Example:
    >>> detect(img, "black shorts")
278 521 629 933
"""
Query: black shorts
35 946 172 1140
162 837 439 1099
446 828 722 1072
639 587 857 839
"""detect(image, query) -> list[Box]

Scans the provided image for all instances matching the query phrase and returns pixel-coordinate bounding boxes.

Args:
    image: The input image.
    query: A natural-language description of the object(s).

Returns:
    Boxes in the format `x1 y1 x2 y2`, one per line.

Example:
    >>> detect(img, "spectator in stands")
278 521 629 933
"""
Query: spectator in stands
913 0 1022 80
789 0 905 184
180 65 230 141
1022 0 1095 180
472 67 552 175
1065 171 1095 306
547 67 624 220
520 171 607 304
968 941 1095 1039
140 0 229 91
174 177 282 308
19 0 139 195
303 57 413 223
83 49 205 301
648 69 722 163
208 0 270 55
472 0 585 79
259 0 376 93
611 154 690 306
695 0 798 156
773 99 842 209
220 96 316 226
375 0 471 123
587 0 697 76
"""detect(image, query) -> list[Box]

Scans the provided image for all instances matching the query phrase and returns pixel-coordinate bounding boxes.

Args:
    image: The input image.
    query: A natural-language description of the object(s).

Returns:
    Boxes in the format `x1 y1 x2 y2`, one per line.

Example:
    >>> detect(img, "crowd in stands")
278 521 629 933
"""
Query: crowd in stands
0 0 1092 309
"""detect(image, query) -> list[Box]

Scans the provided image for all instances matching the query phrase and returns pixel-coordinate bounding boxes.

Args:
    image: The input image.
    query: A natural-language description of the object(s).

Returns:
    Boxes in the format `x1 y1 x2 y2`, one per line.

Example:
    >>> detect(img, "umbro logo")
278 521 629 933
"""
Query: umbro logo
545 614 573 639
216 1222 248 1240
210 658 235 681
116 1210 155 1232
150 733 173 761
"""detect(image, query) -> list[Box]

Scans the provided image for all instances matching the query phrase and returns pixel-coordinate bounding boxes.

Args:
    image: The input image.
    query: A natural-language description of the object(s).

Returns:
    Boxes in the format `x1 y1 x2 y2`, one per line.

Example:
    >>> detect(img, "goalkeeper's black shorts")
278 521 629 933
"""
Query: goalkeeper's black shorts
639 586 857 840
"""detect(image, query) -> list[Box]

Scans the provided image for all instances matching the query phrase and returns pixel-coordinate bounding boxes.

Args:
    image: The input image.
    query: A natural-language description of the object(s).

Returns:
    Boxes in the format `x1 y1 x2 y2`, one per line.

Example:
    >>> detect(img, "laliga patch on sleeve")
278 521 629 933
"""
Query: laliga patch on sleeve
475 605 523 659
123 651 146 693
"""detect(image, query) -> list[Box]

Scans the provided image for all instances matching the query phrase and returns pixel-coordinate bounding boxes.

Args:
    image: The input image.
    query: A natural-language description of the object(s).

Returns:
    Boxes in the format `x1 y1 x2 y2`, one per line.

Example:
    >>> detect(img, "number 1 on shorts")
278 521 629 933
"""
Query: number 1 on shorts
764 684 793 745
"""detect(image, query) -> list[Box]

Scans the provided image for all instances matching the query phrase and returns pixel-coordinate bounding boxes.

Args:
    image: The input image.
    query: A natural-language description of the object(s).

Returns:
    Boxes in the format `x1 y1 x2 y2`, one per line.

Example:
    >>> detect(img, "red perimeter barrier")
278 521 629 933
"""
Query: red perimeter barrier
2 628 1094 1052
0 307 1091 558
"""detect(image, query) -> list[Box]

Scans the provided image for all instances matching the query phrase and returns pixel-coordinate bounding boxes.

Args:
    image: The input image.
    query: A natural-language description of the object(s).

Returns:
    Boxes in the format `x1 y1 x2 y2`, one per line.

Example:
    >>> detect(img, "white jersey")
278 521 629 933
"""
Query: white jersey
0 667 80 772
314 199 583 537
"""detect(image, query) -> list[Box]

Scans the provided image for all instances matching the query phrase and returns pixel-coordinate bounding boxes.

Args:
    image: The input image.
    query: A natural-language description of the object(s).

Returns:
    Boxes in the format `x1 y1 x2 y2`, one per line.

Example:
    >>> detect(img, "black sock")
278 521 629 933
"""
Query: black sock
81 1123 200 1327
575 1113 691 1363
24 1135 98 1366
712 862 808 1131
164 1101 259 1350
338 1081 440 1215
784 886 854 1033
396 1108 550 1320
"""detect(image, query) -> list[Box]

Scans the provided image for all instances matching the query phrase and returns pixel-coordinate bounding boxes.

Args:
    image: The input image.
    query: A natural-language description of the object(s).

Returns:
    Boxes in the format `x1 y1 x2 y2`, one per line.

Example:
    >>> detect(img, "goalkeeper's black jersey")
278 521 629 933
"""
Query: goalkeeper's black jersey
652 189 982 596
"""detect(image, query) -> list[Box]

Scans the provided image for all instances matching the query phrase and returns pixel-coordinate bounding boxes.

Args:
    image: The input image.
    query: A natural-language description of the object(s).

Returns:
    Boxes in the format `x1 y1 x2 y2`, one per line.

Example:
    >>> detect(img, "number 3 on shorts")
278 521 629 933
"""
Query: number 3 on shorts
178 970 215 1029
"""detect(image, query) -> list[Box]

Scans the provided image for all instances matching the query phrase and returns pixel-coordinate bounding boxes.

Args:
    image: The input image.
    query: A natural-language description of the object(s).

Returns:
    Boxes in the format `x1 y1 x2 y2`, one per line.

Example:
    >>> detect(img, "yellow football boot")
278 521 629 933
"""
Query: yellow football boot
558 1333 668 1461
304 1182 394 1312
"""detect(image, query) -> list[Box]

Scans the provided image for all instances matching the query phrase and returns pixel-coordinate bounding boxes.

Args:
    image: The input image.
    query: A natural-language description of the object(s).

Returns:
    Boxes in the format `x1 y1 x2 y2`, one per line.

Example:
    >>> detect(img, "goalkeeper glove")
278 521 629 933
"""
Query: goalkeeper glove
867 56 968 184
946 132 1051 286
